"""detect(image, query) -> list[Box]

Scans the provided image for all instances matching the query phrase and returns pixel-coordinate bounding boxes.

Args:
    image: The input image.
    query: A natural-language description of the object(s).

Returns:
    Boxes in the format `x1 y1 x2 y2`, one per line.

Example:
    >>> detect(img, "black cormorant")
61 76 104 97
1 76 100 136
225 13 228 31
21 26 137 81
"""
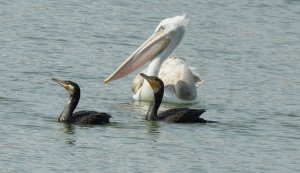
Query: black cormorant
52 78 111 124
140 73 214 123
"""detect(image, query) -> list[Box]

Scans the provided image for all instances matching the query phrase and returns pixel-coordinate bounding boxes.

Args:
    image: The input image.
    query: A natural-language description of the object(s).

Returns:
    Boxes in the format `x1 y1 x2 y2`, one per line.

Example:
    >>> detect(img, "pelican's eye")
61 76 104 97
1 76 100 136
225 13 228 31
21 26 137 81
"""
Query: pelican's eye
158 25 165 31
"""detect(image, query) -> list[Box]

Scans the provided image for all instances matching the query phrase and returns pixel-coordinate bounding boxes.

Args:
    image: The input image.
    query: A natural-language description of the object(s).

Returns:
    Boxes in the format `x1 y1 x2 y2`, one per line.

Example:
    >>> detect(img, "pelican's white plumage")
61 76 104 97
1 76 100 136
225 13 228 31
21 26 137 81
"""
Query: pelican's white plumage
105 15 202 103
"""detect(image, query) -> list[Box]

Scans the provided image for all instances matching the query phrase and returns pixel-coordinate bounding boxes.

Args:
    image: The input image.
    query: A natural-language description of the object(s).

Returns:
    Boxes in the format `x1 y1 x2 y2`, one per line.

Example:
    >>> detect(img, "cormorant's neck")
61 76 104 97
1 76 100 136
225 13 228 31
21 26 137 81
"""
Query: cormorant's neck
59 91 80 122
146 89 163 121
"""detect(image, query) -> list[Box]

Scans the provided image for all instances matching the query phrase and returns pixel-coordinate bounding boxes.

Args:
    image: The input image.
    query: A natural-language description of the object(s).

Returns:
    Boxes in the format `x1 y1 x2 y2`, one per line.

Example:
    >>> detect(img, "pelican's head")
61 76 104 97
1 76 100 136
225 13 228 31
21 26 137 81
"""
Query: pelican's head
104 15 188 83
154 15 187 37
52 78 80 95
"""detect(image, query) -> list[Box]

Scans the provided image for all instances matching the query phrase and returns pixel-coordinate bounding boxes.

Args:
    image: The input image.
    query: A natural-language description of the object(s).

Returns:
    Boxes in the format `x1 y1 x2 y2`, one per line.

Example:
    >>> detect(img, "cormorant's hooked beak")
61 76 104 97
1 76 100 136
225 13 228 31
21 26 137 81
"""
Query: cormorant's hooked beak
139 73 161 93
104 31 170 83
52 78 76 93
52 78 70 91
140 73 150 81
52 78 65 87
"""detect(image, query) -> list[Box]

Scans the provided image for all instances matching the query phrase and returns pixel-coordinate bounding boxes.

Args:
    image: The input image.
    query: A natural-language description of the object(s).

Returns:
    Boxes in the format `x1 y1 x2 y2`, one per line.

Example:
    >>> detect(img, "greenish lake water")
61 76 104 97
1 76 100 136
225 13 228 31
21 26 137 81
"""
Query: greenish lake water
1 0 299 172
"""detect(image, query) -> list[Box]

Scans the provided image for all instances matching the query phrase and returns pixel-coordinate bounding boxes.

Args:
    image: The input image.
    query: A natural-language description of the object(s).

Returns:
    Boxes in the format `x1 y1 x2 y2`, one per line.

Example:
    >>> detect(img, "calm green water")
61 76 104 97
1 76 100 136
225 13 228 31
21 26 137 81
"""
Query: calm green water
1 0 300 172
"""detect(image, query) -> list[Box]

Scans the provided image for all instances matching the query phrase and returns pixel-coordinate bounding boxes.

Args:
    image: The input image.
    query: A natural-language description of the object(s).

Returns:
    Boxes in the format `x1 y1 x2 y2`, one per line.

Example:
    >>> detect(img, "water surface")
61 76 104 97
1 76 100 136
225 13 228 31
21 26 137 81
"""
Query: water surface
1 0 300 172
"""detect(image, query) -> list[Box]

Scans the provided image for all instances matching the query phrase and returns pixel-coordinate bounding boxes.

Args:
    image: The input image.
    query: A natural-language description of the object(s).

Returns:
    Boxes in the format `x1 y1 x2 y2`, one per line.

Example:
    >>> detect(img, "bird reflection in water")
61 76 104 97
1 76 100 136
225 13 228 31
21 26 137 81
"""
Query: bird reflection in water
146 121 161 135
62 124 76 145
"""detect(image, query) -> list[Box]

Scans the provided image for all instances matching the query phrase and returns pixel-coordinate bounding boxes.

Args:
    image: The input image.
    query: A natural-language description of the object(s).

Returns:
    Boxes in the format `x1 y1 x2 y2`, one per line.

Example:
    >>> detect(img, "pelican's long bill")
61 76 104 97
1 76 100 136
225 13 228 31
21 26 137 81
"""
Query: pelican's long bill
104 31 171 83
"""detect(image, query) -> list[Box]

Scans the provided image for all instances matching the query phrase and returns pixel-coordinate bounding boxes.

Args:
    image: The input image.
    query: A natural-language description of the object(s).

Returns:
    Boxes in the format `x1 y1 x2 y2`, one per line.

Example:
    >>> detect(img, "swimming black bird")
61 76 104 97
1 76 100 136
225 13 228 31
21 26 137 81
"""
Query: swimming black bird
52 78 111 124
140 73 211 123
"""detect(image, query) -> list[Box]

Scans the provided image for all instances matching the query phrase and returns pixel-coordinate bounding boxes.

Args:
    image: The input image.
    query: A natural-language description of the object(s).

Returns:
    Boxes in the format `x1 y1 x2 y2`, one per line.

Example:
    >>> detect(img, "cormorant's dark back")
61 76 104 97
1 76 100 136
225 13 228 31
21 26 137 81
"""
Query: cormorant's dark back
52 78 111 124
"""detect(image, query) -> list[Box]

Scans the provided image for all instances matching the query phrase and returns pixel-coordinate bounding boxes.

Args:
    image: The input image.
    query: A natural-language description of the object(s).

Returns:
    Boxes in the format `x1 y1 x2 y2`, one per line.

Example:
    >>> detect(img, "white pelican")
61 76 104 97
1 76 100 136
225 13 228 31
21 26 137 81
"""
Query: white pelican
104 15 202 103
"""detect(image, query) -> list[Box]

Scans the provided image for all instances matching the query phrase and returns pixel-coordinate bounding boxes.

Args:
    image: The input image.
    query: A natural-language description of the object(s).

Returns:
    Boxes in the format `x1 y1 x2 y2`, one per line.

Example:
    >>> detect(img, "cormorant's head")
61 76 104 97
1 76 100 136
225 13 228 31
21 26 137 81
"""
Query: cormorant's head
140 73 164 94
52 78 80 95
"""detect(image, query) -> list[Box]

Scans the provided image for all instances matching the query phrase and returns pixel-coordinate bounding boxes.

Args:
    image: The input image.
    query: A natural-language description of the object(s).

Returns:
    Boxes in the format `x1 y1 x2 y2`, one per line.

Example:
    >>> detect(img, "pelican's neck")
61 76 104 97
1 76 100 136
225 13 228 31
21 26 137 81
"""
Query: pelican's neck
134 44 178 101
145 35 181 76
59 92 80 122
135 56 165 101
145 55 165 76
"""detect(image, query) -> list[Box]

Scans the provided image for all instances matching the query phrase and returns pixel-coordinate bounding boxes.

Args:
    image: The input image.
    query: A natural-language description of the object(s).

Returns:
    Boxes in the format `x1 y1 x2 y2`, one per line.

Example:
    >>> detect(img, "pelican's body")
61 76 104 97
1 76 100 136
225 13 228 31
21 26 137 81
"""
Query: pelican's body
52 78 111 124
132 56 202 102
140 73 210 123
104 15 201 103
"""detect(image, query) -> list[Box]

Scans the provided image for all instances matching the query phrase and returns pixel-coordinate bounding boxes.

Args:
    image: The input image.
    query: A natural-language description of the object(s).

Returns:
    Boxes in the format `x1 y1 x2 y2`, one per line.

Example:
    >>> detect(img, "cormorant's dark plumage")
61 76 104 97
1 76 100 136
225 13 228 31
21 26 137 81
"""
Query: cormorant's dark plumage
157 108 207 123
52 78 111 124
140 73 211 123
